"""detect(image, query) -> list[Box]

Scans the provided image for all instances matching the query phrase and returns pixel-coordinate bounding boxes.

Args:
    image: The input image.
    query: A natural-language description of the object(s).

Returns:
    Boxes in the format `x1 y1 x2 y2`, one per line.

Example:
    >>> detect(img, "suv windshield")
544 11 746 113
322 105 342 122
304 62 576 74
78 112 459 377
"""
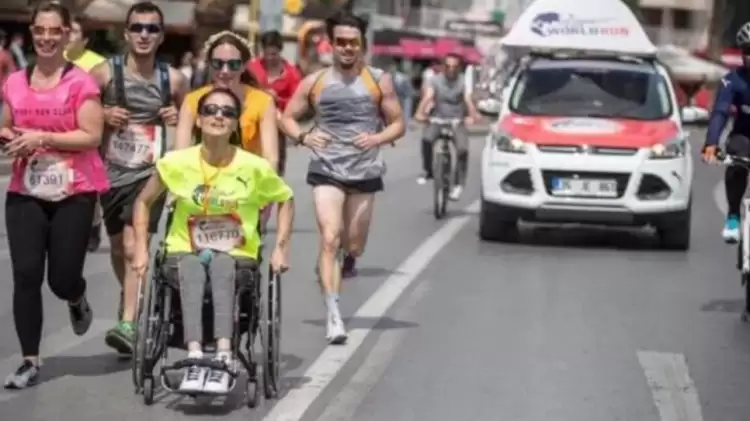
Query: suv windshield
509 60 672 120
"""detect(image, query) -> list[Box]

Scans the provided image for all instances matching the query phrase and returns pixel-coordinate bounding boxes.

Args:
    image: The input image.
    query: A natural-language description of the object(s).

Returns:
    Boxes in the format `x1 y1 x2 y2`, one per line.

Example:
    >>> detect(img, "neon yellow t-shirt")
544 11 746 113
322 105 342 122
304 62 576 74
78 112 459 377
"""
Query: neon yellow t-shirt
156 145 293 259
64 49 106 72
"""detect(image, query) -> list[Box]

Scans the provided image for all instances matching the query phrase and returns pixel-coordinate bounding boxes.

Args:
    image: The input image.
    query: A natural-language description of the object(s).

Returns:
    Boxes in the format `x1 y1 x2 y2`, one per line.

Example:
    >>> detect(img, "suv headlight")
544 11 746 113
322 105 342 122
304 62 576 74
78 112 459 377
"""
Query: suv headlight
649 138 686 160
492 132 526 154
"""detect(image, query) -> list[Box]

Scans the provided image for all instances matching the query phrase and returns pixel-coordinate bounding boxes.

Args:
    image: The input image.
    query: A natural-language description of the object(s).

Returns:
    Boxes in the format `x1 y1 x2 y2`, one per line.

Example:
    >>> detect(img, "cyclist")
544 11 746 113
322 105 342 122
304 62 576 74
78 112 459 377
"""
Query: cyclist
174 31 279 173
702 21 750 243
414 53 481 200
281 10 404 344
64 16 106 251
89 1 188 357
131 87 294 394
1 1 108 389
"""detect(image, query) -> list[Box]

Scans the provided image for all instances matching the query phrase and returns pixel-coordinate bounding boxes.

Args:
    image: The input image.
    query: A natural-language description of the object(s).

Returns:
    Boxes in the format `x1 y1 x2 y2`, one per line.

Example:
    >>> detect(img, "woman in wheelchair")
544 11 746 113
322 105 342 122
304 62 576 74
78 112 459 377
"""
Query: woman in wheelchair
130 87 294 394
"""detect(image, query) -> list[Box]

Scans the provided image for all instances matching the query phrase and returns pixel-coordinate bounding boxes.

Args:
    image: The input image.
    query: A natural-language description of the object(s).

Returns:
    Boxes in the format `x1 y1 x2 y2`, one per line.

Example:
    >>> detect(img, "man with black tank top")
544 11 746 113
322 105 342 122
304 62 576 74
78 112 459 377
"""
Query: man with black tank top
89 1 187 357
281 10 405 345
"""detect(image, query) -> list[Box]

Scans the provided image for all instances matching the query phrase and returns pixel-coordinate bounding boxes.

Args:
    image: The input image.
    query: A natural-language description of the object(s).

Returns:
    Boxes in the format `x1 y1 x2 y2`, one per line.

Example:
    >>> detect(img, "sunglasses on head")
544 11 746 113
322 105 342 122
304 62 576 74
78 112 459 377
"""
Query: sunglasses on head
209 58 244 72
199 104 239 119
127 23 162 34
31 26 64 36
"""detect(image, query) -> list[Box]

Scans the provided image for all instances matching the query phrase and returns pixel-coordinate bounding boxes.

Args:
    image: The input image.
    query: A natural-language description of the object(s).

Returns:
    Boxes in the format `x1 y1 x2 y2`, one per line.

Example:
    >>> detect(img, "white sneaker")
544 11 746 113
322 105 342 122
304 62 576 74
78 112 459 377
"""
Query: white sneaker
416 175 428 185
179 365 207 392
328 315 347 345
449 185 463 201
203 367 231 394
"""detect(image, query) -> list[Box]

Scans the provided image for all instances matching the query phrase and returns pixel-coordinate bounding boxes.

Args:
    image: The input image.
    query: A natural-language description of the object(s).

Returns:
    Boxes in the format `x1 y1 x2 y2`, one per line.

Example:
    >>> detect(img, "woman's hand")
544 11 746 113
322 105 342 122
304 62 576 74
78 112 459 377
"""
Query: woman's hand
270 243 290 274
131 245 150 279
7 128 45 157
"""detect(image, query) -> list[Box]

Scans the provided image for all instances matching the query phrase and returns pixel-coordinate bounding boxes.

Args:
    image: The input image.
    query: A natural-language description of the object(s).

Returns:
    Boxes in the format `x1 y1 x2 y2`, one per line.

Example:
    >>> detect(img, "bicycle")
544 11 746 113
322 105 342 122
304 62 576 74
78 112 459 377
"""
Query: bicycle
716 150 750 321
428 117 462 219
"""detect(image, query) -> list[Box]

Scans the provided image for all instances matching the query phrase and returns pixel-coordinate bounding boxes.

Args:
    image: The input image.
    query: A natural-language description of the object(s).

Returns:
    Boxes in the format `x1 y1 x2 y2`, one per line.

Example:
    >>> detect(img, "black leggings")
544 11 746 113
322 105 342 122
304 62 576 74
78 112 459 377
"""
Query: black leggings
725 134 750 217
6 192 96 356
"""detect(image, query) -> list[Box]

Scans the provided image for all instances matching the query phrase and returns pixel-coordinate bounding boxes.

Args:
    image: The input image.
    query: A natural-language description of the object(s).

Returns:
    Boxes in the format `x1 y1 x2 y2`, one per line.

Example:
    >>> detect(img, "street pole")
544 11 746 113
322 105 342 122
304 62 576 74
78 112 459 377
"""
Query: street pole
350 0 376 63
248 0 260 53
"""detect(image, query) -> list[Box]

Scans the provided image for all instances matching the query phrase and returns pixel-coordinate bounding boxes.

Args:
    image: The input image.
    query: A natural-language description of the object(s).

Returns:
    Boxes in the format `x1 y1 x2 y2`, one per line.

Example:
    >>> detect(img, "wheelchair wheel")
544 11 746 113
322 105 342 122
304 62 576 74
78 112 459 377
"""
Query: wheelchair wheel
261 265 282 399
133 268 163 393
132 274 152 392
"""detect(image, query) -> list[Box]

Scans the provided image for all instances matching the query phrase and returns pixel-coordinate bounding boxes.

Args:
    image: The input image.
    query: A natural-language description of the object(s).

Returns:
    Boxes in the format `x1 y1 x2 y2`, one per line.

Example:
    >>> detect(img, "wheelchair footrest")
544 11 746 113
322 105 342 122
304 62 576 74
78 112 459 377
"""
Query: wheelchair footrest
162 357 238 377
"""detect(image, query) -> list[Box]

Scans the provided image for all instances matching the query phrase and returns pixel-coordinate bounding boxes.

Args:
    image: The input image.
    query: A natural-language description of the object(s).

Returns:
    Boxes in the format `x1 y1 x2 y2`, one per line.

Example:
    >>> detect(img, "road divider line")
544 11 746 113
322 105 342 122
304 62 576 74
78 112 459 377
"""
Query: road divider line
263 200 480 421
637 350 705 421
0 319 116 403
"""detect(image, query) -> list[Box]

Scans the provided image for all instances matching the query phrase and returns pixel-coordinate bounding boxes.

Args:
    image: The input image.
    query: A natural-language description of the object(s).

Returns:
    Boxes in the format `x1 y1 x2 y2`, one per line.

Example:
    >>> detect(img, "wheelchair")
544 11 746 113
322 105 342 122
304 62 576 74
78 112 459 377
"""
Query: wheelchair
131 212 281 408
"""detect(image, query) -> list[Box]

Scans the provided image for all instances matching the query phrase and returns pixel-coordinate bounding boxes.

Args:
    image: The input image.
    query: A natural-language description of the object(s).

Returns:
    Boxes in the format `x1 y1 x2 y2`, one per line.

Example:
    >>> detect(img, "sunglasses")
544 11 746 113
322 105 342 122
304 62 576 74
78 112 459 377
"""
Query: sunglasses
333 37 361 48
199 104 239 119
209 58 244 72
31 26 64 37
127 23 162 34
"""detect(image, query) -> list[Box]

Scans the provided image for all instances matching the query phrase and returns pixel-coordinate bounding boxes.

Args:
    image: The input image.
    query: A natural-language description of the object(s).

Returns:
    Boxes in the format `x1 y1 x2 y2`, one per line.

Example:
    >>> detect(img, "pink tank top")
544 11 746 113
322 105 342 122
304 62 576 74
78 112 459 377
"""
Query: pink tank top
2 65 109 200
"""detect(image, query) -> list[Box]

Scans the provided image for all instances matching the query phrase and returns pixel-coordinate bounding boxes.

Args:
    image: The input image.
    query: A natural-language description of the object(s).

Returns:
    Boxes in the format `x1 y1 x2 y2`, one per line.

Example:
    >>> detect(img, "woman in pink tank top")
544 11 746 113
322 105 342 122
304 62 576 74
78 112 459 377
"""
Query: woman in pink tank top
0 1 108 390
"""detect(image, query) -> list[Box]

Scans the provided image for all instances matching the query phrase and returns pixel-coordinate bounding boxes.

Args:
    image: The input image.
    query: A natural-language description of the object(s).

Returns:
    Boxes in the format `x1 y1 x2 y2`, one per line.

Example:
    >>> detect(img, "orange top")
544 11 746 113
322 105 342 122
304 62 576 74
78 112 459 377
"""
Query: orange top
183 84 273 156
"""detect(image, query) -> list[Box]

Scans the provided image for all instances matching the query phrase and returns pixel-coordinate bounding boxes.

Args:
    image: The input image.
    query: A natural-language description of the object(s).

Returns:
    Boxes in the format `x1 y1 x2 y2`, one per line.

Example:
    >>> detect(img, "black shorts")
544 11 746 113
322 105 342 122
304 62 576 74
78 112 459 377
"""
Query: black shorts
100 177 166 236
306 172 383 194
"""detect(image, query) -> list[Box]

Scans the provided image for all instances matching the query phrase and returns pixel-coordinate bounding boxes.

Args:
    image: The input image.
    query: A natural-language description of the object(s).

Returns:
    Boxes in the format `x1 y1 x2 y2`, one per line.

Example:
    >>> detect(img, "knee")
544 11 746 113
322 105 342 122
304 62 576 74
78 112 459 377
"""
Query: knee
122 237 136 262
320 228 341 254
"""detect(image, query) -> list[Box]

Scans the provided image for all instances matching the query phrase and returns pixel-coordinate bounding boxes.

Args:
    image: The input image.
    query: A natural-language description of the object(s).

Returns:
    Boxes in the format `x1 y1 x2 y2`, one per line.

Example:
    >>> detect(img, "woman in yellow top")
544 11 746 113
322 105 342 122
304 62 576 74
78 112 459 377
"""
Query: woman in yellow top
175 31 280 172
131 87 294 394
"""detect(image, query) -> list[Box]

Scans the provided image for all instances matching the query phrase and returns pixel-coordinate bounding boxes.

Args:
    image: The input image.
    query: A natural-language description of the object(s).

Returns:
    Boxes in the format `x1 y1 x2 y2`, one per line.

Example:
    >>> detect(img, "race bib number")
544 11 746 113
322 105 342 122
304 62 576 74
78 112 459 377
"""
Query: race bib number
107 124 163 168
188 214 245 253
22 154 74 201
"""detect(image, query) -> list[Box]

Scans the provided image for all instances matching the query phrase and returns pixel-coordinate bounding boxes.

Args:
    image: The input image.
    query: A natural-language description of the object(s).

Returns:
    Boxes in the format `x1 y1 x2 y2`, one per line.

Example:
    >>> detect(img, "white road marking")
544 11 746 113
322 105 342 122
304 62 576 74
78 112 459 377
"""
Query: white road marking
0 319 116 402
713 181 727 216
312 280 431 421
263 200 480 421
637 350 705 421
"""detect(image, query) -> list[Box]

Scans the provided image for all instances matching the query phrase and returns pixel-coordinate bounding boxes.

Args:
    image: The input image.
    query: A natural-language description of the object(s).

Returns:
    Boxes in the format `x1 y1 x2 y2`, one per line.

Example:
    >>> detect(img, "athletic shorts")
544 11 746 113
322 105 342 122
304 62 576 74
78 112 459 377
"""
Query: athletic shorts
306 172 383 194
100 176 166 236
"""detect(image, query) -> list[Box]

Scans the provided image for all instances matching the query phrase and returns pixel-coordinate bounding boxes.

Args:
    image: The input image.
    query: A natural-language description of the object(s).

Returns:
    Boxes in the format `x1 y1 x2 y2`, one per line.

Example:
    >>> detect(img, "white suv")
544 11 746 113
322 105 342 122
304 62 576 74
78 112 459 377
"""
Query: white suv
479 55 693 250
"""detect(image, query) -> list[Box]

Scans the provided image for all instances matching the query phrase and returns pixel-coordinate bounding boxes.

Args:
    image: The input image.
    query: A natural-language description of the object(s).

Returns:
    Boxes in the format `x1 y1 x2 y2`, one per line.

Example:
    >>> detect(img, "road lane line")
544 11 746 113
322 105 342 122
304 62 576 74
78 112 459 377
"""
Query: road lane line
0 319 116 402
263 200 480 421
637 350 705 421
312 280 431 421
713 181 727 216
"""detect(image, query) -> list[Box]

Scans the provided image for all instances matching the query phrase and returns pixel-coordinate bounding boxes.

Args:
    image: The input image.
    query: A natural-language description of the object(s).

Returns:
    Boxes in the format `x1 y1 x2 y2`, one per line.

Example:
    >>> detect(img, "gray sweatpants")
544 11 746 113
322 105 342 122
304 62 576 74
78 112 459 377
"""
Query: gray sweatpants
169 252 237 345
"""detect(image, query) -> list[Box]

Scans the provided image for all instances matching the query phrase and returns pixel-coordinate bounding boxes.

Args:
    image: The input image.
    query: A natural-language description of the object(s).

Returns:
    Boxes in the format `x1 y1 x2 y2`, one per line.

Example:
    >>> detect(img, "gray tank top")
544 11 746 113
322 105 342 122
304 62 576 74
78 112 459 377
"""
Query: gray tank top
431 73 467 119
309 66 386 181
101 56 170 188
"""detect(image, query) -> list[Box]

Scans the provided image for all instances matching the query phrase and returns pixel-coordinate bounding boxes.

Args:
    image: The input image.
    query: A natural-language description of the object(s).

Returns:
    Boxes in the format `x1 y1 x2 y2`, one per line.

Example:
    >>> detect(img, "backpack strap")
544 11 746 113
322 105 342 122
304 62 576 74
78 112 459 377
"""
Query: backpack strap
112 55 127 107
158 61 171 106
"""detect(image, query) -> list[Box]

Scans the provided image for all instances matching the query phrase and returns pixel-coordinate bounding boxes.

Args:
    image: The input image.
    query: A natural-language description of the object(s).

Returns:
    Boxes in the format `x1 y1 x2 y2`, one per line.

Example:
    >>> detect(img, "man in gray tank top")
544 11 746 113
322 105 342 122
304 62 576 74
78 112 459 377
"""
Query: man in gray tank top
280 10 405 345
89 2 187 357
415 53 481 200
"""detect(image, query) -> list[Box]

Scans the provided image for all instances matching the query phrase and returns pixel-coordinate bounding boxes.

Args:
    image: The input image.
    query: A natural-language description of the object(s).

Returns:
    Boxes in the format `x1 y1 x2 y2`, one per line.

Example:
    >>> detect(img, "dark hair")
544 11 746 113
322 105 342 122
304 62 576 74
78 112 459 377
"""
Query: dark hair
193 87 243 146
31 1 72 27
260 31 284 50
125 1 164 26
205 33 260 88
325 10 368 42
0 29 6 43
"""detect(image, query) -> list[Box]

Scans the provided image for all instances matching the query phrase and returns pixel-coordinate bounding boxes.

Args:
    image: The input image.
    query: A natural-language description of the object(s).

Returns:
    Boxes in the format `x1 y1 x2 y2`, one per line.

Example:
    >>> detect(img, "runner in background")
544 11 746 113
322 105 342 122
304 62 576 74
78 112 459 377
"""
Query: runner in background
89 1 188 357
65 16 107 252
248 30 302 176
0 30 17 116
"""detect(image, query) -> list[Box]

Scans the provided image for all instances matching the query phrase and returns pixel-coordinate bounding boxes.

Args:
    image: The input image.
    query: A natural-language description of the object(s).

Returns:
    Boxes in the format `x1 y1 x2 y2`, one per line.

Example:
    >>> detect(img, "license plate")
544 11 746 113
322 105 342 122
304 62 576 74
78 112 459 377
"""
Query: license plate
551 177 617 198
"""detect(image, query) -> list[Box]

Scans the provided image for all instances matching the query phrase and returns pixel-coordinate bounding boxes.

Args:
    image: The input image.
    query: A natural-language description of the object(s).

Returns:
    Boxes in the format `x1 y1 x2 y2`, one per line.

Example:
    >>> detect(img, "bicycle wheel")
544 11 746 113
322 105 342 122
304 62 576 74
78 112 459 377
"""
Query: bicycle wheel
432 141 448 219
261 265 282 399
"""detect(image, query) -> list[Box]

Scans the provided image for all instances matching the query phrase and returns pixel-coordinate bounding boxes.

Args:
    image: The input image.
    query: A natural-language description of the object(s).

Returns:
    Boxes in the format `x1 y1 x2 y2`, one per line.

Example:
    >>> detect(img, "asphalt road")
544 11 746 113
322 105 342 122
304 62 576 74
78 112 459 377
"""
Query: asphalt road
0 127 746 421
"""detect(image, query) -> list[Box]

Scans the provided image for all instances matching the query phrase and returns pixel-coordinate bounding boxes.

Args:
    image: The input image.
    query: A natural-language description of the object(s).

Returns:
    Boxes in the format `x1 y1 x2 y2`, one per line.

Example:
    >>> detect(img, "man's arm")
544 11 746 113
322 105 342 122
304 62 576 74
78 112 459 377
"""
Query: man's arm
706 73 736 147
415 85 435 119
280 72 318 143
89 61 112 90
374 72 405 144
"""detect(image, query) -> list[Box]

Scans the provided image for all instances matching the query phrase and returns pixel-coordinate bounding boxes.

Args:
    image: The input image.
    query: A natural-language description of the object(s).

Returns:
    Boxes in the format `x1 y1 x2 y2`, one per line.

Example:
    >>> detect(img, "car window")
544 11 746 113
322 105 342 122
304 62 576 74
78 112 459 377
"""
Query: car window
509 63 672 120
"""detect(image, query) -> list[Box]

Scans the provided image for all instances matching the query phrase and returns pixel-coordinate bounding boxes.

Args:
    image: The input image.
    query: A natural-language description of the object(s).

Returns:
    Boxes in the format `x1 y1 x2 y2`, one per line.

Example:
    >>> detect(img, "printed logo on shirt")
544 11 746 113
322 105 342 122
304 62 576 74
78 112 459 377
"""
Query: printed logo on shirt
191 184 240 212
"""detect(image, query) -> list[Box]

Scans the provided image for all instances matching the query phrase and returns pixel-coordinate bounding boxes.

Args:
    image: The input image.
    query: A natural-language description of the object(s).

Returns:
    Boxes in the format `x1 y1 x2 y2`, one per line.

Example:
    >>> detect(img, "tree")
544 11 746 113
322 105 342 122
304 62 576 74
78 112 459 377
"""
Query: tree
707 0 728 60
193 0 236 52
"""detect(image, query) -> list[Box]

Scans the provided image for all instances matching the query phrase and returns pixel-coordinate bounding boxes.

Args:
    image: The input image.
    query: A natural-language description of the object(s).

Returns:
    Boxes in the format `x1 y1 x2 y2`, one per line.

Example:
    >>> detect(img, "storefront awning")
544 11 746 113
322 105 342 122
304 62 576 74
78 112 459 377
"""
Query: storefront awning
83 0 194 30
372 29 482 63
